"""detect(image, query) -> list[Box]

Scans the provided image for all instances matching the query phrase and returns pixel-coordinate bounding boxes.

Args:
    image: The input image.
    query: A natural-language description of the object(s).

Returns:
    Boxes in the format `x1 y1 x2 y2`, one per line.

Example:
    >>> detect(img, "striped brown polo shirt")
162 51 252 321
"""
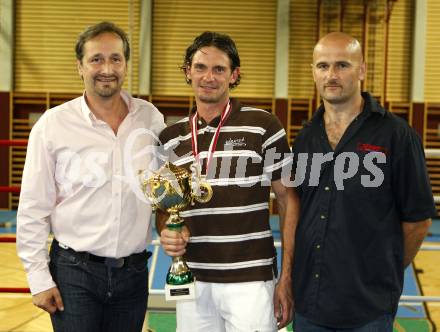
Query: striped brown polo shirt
159 99 291 283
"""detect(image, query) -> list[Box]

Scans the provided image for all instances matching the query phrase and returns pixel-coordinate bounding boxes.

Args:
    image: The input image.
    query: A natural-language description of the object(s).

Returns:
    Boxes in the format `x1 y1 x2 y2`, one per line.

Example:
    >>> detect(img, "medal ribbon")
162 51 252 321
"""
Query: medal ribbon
190 100 232 174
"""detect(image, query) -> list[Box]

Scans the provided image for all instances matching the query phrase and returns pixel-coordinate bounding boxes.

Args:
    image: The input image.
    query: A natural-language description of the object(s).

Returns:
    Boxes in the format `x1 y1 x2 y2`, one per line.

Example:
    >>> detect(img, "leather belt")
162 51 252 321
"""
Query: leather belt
52 239 150 268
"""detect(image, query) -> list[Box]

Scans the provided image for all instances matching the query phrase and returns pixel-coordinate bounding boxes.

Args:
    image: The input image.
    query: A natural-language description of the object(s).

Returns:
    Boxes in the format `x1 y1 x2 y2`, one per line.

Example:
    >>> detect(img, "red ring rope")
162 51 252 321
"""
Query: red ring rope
0 141 26 193
0 237 16 243
0 186 20 193
0 140 28 146
0 287 30 293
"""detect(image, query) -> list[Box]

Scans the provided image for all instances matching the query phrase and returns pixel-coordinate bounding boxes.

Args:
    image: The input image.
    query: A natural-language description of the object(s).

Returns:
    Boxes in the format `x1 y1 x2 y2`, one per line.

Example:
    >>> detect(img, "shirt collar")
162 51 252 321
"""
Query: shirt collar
189 98 241 127
310 91 385 126
80 89 135 125
361 91 385 117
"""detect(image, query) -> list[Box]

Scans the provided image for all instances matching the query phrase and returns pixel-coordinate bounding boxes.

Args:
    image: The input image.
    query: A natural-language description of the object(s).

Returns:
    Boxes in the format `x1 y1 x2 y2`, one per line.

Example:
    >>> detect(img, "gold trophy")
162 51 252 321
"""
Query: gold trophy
140 162 212 301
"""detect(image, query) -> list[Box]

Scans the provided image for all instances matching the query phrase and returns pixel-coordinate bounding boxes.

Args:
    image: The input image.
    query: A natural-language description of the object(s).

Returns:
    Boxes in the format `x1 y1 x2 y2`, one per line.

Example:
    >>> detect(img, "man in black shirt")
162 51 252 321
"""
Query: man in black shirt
291 32 436 331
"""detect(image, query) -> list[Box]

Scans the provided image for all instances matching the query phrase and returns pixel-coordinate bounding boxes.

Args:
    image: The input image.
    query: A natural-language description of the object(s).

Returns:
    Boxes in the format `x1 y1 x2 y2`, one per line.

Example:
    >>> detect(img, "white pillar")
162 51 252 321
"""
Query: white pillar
411 0 427 102
0 0 13 92
139 0 153 96
274 0 290 99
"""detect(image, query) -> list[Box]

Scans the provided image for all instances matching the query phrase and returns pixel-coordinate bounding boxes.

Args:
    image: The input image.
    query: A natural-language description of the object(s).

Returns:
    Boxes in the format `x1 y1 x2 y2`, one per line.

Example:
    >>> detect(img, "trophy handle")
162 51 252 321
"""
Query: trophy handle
139 170 156 201
140 178 159 207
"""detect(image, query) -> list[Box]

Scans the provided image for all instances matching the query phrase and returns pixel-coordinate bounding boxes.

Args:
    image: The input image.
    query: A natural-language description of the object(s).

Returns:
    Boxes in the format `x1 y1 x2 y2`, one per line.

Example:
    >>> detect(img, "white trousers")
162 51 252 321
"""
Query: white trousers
176 280 277 332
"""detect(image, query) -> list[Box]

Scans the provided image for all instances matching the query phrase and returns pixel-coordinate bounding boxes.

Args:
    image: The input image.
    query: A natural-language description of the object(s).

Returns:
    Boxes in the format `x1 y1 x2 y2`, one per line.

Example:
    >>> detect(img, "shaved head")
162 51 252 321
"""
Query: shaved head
312 32 366 105
314 32 363 63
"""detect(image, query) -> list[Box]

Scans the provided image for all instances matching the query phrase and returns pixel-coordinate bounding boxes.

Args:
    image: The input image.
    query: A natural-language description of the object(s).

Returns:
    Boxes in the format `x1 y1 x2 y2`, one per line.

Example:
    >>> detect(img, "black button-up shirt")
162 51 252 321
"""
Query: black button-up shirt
292 92 436 328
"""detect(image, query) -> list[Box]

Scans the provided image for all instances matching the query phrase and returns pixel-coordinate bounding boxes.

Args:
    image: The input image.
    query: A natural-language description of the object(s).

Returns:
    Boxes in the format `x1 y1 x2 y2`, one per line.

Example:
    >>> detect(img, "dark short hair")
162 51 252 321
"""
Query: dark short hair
182 31 241 89
75 21 130 63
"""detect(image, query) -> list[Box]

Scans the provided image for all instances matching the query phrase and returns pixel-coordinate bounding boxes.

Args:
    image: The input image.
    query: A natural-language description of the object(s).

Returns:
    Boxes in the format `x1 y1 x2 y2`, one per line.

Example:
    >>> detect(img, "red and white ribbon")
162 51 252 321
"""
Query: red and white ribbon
190 100 232 175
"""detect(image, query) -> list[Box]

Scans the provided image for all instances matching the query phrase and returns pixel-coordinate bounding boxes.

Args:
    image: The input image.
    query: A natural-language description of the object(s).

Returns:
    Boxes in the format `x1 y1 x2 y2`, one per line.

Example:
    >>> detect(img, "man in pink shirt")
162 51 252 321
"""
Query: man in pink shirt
16 21 164 332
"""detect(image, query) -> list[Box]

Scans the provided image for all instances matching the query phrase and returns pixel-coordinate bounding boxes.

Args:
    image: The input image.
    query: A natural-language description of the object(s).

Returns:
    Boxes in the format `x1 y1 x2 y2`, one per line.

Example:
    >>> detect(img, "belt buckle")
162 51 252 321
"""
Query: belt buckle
104 257 124 268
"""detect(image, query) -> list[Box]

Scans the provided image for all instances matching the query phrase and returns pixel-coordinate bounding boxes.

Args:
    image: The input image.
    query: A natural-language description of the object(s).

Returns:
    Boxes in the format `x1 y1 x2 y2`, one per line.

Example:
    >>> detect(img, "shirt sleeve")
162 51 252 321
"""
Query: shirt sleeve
392 127 437 222
151 106 166 137
150 106 167 170
16 115 57 295
262 115 292 182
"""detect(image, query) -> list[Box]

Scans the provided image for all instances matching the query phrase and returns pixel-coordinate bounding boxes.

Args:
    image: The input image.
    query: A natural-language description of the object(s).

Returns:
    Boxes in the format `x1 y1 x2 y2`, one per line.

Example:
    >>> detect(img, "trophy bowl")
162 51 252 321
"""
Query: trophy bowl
147 162 192 215
140 162 212 300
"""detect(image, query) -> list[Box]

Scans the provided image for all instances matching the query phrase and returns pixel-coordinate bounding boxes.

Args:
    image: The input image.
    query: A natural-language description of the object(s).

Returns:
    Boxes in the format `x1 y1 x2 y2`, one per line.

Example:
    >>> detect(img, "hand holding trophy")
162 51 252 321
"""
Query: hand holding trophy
140 162 212 301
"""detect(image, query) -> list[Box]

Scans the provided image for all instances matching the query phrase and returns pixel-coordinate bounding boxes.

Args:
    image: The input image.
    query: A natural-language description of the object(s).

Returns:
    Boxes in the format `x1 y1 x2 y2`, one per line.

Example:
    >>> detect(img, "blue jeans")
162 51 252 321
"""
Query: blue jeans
295 313 394 332
49 242 149 332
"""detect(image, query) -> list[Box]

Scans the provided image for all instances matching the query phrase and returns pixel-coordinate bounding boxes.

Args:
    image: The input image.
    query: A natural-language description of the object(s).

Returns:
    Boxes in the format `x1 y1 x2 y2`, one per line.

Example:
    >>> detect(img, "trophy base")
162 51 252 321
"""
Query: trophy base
164 281 196 301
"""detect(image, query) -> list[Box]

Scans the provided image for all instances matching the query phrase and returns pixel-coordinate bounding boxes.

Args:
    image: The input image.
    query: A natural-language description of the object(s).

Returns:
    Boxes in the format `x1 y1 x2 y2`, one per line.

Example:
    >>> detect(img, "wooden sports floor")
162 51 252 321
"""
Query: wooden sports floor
1 212 440 332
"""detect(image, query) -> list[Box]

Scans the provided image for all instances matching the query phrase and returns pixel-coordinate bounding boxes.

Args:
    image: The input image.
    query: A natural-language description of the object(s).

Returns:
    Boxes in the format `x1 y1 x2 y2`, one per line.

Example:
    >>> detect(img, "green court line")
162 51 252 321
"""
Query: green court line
148 312 176 332
392 318 432 332
147 313 432 332
283 318 432 332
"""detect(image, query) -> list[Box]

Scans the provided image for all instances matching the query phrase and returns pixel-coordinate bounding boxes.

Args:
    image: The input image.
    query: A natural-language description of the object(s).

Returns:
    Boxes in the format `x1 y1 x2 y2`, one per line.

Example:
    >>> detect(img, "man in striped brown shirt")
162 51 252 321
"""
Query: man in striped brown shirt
157 31 298 332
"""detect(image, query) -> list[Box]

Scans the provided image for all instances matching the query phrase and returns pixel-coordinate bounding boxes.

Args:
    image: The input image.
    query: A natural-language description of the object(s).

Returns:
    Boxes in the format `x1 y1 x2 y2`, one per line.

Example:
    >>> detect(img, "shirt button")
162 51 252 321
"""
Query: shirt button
316 244 321 249
324 186 330 191
320 215 326 220
315 273 319 278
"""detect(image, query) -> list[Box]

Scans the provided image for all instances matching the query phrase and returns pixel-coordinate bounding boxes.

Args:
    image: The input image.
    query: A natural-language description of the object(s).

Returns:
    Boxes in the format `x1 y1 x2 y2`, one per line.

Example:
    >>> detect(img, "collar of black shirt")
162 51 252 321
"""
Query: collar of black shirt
309 91 386 127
